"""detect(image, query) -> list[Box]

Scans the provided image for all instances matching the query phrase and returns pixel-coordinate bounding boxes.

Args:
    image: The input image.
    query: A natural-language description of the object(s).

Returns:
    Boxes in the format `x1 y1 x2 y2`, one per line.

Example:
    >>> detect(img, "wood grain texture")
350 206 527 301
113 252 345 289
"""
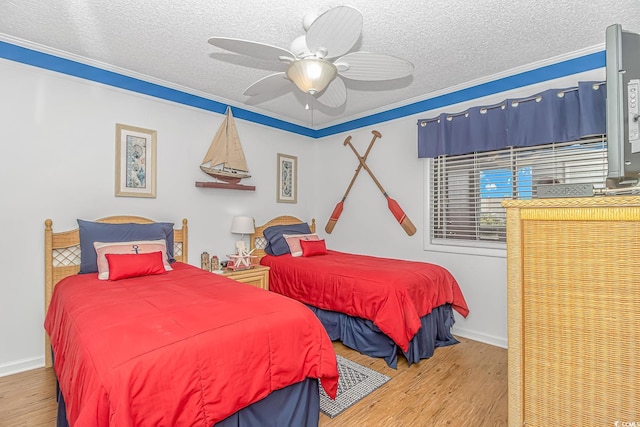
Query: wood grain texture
320 339 508 427
0 367 58 426
0 338 506 426
220 265 270 290
195 181 256 191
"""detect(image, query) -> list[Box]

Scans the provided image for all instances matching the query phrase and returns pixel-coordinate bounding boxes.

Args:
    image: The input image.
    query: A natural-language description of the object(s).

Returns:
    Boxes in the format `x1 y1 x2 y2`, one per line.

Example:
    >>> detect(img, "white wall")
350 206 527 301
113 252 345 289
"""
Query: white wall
311 119 511 347
0 54 606 375
312 68 605 349
0 58 316 375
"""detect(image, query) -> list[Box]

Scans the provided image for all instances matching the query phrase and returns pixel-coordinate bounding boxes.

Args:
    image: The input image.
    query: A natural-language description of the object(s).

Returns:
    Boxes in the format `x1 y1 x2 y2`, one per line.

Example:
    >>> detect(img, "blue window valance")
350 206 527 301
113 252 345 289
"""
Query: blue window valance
417 81 606 158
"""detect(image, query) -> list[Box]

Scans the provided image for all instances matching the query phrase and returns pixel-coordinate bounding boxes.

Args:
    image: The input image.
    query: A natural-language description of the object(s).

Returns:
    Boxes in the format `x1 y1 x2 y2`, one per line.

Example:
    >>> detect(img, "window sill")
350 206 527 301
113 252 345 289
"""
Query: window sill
424 238 506 258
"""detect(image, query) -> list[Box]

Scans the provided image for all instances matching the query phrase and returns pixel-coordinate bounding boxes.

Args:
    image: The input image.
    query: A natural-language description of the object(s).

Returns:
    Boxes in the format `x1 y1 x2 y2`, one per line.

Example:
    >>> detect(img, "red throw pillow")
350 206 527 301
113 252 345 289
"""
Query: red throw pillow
283 233 321 257
94 240 172 280
300 239 327 257
105 251 166 281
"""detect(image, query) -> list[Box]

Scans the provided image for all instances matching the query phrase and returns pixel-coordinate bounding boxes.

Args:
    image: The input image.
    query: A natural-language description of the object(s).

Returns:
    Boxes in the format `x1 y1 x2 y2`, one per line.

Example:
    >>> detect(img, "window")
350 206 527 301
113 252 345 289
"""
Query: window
429 137 607 248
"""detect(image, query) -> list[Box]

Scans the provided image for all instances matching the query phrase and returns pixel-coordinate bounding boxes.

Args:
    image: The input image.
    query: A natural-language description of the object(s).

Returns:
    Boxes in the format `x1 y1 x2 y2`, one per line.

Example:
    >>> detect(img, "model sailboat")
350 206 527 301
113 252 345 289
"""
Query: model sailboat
200 106 251 184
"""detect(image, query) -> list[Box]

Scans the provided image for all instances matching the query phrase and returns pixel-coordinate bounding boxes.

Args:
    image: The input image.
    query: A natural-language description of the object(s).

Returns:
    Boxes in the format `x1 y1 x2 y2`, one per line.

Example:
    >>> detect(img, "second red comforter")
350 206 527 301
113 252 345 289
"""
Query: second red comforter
261 250 469 352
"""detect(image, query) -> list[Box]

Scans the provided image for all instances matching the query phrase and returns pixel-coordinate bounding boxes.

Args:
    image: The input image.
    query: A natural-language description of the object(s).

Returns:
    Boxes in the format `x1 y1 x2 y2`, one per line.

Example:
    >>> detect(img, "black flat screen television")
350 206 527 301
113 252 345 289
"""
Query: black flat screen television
605 24 640 189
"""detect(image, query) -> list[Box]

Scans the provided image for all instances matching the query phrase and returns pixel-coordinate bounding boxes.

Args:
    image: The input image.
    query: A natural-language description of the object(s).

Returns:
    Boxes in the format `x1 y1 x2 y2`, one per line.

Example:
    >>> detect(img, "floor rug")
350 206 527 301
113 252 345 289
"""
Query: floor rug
319 355 391 418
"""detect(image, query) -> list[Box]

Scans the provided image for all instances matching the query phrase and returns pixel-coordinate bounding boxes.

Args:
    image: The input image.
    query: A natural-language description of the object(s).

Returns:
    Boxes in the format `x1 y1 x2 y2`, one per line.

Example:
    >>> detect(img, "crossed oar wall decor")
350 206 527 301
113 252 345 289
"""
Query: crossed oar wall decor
325 130 416 236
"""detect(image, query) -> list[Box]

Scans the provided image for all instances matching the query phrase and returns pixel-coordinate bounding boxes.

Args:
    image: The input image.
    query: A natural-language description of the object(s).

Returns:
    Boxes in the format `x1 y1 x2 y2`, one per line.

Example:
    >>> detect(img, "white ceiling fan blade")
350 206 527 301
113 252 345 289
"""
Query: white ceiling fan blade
208 37 295 62
315 77 346 108
243 73 292 96
306 6 363 59
335 52 414 81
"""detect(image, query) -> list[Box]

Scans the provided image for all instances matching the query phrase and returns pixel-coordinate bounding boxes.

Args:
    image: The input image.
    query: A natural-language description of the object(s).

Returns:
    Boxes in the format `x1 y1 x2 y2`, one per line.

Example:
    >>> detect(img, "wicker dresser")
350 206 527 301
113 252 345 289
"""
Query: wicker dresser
503 196 640 426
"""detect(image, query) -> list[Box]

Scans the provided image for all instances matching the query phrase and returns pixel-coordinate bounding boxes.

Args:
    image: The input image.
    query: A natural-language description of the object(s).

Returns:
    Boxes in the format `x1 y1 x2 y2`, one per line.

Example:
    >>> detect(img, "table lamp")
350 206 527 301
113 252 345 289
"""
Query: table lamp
230 216 255 255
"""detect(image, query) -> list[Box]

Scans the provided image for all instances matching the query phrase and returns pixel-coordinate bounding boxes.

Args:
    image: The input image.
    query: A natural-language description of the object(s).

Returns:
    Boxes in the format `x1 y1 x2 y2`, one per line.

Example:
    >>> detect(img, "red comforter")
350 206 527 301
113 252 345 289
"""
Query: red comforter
45 262 338 426
261 250 469 352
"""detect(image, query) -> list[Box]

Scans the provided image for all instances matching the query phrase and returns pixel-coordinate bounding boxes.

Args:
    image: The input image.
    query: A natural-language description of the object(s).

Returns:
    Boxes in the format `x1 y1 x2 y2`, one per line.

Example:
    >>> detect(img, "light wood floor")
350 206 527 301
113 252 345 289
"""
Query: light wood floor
0 337 507 427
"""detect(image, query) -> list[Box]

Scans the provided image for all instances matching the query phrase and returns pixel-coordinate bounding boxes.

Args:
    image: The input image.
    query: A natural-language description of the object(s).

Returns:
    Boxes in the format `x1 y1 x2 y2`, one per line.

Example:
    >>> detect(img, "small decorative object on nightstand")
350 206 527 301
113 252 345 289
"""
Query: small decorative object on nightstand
221 265 269 290
227 252 257 270
201 252 210 271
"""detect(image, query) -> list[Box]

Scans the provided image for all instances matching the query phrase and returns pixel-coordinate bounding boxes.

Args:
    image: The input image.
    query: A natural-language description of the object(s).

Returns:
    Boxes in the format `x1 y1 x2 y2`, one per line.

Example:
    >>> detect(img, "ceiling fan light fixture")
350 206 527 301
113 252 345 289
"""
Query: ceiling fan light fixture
209 6 412 110
286 58 337 95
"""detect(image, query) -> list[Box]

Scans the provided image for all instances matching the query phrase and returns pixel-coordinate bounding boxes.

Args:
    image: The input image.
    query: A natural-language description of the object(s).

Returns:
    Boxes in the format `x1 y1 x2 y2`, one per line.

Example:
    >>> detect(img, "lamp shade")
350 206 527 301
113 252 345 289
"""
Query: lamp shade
230 216 255 235
286 58 338 95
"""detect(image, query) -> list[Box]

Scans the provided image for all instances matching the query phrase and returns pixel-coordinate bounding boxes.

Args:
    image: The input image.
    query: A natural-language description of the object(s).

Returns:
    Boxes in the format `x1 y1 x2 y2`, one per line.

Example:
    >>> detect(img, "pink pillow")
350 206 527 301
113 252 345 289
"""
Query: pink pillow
300 239 327 257
105 252 166 281
94 240 172 280
283 233 320 257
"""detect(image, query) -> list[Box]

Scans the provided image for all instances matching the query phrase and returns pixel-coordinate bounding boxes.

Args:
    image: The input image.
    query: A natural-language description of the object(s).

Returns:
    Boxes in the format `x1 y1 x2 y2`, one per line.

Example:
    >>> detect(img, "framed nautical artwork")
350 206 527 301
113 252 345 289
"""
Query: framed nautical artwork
115 123 157 198
277 153 297 203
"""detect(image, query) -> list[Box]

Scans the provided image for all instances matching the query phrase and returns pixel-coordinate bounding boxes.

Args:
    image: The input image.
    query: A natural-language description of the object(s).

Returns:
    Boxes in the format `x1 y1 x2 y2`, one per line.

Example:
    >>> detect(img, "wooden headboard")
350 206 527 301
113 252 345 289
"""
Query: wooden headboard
250 215 316 261
43 215 188 367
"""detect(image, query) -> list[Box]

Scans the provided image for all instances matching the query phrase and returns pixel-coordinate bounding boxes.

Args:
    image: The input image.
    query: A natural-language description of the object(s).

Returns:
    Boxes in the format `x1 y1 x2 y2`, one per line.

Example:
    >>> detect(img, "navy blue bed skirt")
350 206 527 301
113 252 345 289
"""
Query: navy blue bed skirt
307 303 458 368
56 376 320 427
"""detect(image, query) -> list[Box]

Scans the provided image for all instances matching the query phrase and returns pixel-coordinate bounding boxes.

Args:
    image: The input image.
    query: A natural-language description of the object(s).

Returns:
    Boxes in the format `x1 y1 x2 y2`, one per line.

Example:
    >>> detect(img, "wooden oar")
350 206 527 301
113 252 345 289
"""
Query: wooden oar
344 138 417 236
325 131 382 233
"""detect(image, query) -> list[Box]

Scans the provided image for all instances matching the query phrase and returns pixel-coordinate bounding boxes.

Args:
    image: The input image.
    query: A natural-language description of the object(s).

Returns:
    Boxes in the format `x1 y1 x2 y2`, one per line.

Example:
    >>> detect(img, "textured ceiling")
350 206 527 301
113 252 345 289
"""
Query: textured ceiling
1 0 640 128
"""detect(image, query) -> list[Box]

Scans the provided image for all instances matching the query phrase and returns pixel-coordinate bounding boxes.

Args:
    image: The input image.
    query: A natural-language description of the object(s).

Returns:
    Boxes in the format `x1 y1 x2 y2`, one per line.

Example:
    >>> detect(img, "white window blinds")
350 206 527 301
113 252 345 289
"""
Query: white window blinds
429 137 607 246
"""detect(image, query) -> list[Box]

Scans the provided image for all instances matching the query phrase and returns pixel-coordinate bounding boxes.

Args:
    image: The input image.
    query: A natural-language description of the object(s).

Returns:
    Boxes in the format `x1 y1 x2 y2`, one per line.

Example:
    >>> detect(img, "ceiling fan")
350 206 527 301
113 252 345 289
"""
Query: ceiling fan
208 6 414 108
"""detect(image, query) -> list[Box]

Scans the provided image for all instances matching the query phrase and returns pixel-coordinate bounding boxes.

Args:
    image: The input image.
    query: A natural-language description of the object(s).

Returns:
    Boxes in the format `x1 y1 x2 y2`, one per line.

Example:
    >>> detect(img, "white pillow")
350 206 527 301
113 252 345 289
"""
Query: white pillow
283 233 321 257
94 240 172 280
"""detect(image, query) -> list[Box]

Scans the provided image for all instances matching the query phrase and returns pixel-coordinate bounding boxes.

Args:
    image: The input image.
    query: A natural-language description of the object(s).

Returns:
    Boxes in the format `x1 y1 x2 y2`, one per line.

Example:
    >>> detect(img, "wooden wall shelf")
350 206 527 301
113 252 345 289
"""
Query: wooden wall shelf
195 181 255 191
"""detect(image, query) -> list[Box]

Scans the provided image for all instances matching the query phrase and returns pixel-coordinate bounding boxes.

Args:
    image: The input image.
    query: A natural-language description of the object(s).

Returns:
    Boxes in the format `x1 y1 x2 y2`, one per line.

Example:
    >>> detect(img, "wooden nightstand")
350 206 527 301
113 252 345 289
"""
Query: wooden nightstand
219 265 269 290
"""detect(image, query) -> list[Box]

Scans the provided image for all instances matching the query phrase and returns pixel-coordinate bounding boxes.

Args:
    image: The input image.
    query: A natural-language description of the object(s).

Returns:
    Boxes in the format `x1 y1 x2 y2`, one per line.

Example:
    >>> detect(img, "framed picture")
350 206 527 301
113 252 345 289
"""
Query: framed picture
115 124 157 198
277 153 297 203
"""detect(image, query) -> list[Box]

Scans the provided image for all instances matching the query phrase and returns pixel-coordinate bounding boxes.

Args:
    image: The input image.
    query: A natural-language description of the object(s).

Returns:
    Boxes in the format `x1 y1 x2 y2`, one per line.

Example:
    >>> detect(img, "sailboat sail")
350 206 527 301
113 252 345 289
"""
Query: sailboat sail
200 107 251 183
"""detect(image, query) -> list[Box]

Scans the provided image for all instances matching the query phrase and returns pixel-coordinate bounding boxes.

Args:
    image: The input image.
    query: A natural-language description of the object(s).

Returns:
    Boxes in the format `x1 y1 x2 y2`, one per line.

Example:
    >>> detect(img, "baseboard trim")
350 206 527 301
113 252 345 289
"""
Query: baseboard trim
452 327 507 349
0 356 45 377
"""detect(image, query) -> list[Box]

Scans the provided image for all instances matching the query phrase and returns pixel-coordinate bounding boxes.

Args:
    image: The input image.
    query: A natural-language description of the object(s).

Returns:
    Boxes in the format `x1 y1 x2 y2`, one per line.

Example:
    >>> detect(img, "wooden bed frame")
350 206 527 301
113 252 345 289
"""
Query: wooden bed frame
43 216 188 368
250 215 315 261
